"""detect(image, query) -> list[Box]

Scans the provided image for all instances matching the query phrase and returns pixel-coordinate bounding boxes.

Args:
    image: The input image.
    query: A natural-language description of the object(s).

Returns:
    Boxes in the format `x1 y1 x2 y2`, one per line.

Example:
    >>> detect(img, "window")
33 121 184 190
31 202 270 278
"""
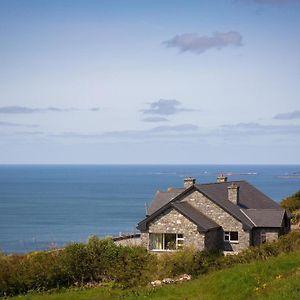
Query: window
260 231 266 244
150 233 184 250
224 231 239 243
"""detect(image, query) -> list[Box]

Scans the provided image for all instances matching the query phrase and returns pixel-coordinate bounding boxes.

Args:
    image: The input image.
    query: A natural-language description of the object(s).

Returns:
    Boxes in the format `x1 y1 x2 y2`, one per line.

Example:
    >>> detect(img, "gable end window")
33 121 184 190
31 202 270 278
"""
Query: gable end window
224 231 239 243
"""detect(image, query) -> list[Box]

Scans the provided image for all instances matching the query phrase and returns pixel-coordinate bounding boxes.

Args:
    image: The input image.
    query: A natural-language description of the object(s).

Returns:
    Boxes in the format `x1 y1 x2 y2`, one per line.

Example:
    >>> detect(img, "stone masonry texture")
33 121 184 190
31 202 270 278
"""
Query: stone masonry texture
146 207 205 251
180 190 250 252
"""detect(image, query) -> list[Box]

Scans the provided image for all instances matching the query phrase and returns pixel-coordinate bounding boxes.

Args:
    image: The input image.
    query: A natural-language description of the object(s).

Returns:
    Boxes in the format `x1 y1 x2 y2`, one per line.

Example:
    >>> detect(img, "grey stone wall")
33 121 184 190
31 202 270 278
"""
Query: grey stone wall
140 232 149 249
181 190 250 252
146 207 205 251
114 236 142 247
252 228 280 246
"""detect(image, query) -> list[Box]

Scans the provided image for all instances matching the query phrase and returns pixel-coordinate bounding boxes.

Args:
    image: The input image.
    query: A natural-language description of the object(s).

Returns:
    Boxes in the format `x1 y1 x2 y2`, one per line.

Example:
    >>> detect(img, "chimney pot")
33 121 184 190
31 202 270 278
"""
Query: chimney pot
217 174 228 183
184 177 196 188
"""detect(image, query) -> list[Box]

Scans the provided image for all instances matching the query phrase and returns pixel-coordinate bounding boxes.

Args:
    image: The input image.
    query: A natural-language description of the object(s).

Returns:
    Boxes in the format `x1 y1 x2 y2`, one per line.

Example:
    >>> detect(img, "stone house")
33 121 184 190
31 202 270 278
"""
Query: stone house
137 176 291 253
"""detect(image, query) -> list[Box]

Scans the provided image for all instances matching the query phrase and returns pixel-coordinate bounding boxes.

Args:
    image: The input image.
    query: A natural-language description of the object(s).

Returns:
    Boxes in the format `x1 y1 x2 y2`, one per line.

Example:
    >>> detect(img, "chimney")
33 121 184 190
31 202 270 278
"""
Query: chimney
228 183 240 204
184 177 196 188
217 174 228 183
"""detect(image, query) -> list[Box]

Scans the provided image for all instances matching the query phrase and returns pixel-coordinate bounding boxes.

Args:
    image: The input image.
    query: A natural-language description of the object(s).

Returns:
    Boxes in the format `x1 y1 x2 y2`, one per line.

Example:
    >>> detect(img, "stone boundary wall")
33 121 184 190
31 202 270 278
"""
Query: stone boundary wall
113 233 142 246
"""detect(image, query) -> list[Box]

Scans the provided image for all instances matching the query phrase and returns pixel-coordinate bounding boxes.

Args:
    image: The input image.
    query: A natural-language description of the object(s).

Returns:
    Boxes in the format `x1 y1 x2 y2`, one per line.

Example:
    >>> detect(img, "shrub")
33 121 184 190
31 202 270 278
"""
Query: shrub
111 246 156 287
85 236 118 281
2 232 300 297
157 248 196 278
280 190 300 213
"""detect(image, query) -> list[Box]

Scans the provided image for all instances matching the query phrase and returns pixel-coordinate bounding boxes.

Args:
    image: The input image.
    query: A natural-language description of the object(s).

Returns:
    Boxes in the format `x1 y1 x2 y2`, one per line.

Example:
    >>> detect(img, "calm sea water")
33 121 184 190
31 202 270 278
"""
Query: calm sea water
0 164 300 253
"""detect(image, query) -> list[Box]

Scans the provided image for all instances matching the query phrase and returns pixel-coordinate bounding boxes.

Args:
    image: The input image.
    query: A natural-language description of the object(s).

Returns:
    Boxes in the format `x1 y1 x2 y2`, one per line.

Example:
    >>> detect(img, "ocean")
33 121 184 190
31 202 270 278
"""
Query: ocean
0 164 299 254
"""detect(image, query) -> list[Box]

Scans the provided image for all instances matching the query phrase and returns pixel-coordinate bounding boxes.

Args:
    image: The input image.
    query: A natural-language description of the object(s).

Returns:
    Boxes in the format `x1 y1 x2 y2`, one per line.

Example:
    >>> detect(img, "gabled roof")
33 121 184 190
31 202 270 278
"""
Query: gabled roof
172 202 220 232
137 199 220 232
139 180 286 232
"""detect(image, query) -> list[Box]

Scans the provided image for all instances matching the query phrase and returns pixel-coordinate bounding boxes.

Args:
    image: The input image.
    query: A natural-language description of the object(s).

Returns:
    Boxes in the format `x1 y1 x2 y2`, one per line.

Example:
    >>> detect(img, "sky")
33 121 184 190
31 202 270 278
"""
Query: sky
0 0 300 164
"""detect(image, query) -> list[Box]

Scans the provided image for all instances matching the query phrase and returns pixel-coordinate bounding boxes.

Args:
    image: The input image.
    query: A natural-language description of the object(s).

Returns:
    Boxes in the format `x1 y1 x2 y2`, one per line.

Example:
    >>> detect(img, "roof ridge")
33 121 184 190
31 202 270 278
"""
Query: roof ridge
195 180 246 187
242 208 284 211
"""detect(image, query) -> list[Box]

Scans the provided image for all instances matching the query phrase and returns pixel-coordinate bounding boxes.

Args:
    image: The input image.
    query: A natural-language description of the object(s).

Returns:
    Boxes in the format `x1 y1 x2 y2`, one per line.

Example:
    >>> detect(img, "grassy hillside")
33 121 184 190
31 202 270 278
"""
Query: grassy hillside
10 250 300 300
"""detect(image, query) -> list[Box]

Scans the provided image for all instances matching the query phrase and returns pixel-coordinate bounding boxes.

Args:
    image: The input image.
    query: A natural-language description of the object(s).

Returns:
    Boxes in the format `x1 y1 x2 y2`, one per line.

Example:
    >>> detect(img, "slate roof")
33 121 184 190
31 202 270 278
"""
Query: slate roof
147 188 184 215
196 181 280 210
138 180 287 232
241 209 285 227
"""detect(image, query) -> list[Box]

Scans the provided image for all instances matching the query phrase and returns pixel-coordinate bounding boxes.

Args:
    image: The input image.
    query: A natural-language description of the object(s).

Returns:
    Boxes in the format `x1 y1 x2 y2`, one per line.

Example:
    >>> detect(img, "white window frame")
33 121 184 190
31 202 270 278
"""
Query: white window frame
150 233 184 251
176 234 184 249
224 231 239 243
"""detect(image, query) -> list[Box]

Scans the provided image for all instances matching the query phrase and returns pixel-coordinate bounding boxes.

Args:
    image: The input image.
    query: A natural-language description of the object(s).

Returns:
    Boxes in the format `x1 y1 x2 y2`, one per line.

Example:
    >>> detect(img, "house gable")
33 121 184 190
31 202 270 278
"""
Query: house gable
147 207 205 250
179 190 251 252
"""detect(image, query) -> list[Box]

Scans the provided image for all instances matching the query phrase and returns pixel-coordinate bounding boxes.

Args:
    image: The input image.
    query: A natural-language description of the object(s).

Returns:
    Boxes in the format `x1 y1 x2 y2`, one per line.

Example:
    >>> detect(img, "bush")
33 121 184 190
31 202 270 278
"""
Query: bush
280 190 300 213
157 248 196 278
0 237 157 296
2 232 300 297
111 245 156 287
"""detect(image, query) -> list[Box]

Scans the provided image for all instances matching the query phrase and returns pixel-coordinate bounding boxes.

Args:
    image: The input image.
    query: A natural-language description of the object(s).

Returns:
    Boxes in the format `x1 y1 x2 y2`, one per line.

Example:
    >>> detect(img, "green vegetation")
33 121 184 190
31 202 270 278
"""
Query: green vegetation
280 190 300 224
8 250 300 300
2 232 300 298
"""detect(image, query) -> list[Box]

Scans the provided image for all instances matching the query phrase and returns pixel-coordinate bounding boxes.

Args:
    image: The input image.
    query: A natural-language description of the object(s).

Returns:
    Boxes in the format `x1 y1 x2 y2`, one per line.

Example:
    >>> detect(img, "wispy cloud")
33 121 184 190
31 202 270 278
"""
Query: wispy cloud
3 121 299 144
0 106 100 114
49 124 199 141
141 117 169 122
0 121 38 128
274 110 300 120
141 99 196 115
164 31 243 55
221 122 300 135
237 0 300 5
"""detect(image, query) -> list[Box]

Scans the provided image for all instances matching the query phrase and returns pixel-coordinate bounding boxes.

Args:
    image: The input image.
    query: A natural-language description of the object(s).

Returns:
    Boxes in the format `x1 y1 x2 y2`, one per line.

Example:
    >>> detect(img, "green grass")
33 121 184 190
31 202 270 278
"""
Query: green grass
9 251 300 300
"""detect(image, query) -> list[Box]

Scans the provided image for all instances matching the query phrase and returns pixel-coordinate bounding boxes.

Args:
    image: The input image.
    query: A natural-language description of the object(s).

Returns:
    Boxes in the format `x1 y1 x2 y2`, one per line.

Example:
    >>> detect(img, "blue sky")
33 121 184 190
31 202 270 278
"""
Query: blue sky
0 0 299 164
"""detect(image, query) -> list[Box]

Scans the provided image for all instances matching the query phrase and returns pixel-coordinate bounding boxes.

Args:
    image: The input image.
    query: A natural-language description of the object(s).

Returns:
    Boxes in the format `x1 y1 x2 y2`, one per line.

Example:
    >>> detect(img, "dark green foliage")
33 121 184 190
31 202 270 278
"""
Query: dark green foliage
192 250 223 275
280 190 300 212
0 237 156 296
156 248 222 277
111 245 156 287
2 232 300 297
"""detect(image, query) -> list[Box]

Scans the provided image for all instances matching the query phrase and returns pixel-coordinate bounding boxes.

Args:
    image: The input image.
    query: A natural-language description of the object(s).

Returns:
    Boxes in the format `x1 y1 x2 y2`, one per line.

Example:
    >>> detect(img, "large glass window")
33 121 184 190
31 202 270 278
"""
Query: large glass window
150 233 184 250
224 231 239 243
